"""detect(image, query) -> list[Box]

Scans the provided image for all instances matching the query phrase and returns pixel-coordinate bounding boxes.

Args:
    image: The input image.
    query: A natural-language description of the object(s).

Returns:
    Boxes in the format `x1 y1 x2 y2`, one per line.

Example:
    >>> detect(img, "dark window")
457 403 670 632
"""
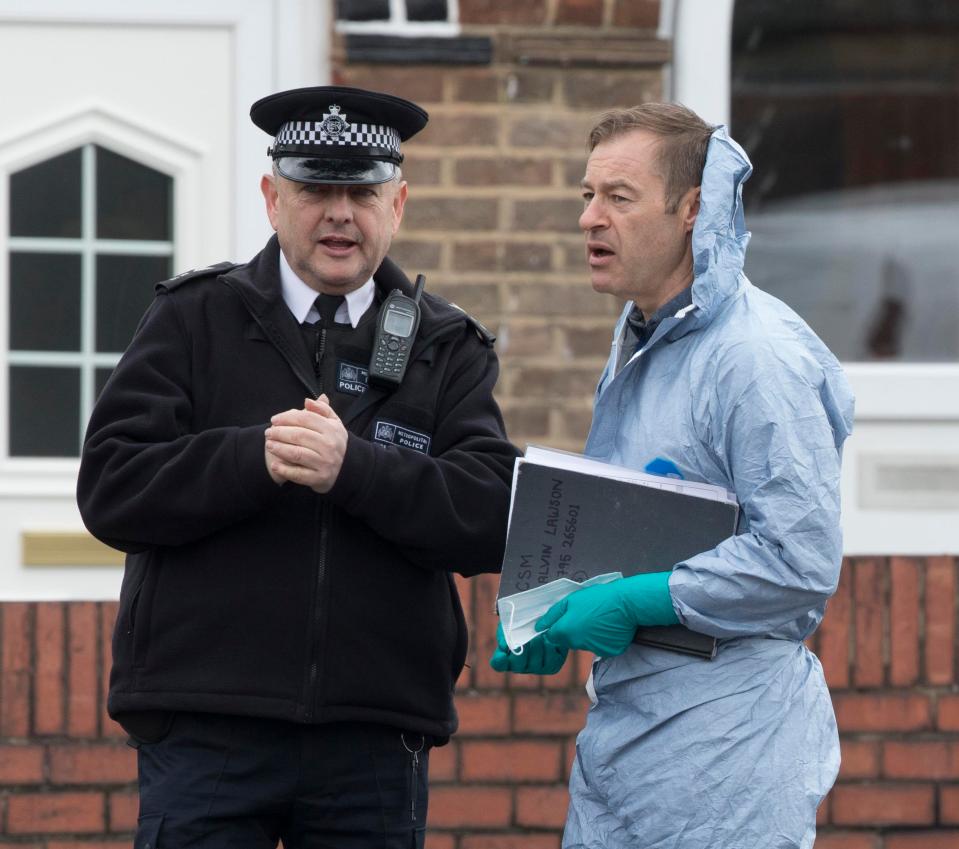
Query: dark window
406 0 447 22
96 254 169 353
337 0 390 21
9 148 82 238
96 146 172 241
9 253 82 351
8 366 80 457
732 0 959 362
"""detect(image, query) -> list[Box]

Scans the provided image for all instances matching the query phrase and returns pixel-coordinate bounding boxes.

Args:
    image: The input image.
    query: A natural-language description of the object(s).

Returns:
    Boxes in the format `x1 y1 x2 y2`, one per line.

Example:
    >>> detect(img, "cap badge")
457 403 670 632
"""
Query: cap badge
319 104 349 139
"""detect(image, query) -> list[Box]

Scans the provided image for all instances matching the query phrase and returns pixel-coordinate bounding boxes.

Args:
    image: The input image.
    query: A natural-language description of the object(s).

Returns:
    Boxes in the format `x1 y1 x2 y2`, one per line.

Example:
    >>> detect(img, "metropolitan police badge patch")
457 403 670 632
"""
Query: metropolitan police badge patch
372 420 431 454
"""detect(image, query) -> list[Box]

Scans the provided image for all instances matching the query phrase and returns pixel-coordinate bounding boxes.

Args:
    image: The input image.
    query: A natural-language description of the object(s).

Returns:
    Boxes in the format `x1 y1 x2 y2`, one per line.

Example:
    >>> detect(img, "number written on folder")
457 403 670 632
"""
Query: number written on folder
497 446 740 659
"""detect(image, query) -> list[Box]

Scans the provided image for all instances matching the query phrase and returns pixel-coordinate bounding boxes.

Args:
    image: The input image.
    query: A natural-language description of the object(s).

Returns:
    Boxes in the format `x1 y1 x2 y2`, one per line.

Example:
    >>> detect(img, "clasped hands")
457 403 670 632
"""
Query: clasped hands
264 394 347 493
490 571 678 675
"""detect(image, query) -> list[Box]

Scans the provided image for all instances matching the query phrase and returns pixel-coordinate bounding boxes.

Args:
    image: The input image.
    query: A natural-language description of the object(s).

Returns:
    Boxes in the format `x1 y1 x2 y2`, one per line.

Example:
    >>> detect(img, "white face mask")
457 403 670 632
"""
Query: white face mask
496 572 623 654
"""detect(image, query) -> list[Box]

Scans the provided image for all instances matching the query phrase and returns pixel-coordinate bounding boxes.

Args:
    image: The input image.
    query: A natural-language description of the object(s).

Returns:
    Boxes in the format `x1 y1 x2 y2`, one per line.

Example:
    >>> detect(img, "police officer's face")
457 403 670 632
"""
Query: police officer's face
262 173 408 294
579 129 699 316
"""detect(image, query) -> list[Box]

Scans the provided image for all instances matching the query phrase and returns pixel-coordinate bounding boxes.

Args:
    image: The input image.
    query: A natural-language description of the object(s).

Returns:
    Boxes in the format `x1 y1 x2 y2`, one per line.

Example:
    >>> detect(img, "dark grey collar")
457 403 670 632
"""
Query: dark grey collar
616 286 693 374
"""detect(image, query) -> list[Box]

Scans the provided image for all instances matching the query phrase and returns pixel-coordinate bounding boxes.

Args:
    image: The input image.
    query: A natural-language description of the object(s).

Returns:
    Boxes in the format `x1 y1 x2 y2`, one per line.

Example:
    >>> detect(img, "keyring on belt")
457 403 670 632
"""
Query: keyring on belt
401 732 425 754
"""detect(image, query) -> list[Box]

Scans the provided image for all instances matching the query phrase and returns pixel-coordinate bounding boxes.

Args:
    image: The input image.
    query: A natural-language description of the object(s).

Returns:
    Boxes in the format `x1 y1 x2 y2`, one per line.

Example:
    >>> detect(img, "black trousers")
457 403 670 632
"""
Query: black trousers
132 713 430 849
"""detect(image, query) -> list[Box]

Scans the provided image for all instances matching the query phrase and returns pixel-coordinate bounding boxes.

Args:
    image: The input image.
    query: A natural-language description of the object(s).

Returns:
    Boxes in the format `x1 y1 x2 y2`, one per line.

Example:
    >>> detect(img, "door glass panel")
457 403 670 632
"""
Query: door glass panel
9 148 82 238
95 254 168 353
96 146 172 240
732 0 959 362
8 366 80 457
9 252 82 351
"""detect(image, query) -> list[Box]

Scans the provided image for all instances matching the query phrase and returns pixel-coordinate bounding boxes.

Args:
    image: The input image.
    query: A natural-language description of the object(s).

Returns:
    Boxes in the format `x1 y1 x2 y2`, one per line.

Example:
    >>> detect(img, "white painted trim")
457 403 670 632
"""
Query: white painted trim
79 145 96 448
658 0 676 39
335 20 460 36
8 353 121 368
0 105 204 268
846 364 959 421
670 0 734 125
1 105 205 165
10 238 173 256
274 0 331 90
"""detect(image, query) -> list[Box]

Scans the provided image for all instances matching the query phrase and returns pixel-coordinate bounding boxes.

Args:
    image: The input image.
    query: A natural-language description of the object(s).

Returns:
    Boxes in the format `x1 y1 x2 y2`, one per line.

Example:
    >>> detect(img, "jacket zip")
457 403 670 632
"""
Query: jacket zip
305 500 332 721
305 326 330 721
313 326 326 388
227 293 336 722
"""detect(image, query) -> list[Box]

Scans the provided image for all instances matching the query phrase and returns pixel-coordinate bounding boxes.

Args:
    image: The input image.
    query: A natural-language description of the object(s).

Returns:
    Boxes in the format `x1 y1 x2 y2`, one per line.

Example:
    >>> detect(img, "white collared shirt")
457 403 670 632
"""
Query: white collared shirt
278 250 375 328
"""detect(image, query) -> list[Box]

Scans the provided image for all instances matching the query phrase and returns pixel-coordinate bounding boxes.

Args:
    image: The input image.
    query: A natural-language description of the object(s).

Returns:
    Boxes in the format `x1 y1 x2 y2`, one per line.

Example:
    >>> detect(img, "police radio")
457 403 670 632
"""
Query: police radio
369 274 425 388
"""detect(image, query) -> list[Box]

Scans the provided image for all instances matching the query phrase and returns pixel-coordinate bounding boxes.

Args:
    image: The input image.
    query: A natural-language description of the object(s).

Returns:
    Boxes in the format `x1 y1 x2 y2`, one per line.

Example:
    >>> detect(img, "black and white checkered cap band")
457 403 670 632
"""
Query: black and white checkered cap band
275 121 401 157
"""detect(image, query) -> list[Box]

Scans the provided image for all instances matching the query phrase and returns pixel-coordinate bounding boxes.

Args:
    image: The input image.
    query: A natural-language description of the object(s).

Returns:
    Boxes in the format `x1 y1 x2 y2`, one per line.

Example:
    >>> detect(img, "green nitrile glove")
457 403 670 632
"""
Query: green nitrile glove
489 622 568 675
535 571 678 657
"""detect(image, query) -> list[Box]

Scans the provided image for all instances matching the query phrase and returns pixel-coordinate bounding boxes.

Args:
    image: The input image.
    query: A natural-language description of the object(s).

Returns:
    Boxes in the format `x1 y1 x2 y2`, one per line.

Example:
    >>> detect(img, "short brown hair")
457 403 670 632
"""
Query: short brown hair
588 103 714 213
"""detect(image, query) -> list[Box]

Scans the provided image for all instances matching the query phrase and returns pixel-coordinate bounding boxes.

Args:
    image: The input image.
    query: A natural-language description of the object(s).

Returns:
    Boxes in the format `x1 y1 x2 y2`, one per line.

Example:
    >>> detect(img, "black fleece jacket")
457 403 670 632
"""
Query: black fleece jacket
77 236 518 739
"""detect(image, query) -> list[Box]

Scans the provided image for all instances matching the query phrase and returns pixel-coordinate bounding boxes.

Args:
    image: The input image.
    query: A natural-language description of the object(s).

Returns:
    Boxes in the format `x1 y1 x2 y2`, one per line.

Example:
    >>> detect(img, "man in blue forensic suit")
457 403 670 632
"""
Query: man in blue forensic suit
78 86 518 849
491 103 854 848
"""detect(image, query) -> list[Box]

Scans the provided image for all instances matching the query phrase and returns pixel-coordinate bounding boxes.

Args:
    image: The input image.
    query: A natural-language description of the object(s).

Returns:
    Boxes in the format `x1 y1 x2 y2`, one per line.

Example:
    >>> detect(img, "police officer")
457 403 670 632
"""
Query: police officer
77 86 518 849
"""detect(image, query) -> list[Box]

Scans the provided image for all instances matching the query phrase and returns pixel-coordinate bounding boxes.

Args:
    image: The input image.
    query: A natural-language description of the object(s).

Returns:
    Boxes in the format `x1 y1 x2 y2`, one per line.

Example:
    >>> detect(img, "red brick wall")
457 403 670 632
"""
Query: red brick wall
0 601 136 847
2 558 959 846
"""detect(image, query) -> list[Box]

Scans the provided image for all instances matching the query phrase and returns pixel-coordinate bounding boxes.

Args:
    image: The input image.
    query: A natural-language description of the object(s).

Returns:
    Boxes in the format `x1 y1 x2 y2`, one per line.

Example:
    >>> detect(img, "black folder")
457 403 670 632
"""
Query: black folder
497 452 740 659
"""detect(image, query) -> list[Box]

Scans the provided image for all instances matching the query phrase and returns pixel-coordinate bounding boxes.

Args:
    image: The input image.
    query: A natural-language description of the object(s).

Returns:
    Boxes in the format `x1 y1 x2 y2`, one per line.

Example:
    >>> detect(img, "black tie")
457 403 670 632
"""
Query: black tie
315 293 346 328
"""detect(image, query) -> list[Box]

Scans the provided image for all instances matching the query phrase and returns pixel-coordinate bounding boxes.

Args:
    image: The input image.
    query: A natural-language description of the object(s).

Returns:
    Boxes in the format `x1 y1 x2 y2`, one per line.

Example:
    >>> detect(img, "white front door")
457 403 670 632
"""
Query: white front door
0 0 328 599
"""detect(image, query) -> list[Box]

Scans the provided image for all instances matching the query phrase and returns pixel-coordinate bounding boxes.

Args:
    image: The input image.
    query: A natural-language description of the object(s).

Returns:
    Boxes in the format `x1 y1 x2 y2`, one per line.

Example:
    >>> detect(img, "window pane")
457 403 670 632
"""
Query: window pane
9 148 82 238
406 0 447 22
9 366 80 457
732 1 959 362
337 0 390 21
95 254 168 353
9 252 82 351
96 146 172 241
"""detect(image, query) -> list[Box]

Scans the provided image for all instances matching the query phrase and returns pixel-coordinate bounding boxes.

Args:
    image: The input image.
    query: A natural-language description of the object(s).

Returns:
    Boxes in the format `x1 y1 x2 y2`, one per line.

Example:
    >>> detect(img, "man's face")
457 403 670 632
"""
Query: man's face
579 129 698 314
261 173 408 294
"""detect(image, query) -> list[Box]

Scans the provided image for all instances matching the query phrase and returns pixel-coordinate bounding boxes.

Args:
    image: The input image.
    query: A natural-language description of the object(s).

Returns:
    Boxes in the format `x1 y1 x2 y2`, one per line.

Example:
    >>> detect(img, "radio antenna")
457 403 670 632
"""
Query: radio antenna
412 274 426 303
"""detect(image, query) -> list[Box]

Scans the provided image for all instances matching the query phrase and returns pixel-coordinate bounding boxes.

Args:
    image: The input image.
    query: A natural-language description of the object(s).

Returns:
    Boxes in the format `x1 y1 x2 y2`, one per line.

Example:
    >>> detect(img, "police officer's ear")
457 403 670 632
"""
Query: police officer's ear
261 174 280 231
390 178 409 236
679 186 701 235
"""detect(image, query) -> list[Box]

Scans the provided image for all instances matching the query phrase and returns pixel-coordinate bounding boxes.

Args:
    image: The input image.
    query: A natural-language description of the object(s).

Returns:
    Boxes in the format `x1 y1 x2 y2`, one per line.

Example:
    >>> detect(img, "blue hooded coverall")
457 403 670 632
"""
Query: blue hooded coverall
564 128 855 849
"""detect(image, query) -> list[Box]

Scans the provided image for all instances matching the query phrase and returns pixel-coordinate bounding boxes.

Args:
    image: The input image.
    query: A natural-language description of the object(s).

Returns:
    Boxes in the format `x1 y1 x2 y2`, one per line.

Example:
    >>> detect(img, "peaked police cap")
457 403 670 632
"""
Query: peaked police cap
250 85 429 185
